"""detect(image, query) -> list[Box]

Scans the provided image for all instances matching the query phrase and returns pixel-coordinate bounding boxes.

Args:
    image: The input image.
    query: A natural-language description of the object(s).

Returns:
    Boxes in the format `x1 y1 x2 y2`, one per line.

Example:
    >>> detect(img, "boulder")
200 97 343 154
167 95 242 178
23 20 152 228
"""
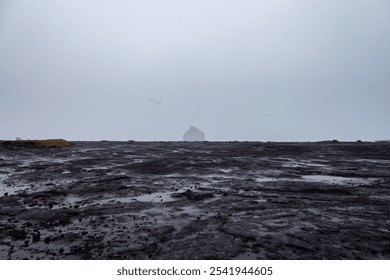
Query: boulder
183 126 205 141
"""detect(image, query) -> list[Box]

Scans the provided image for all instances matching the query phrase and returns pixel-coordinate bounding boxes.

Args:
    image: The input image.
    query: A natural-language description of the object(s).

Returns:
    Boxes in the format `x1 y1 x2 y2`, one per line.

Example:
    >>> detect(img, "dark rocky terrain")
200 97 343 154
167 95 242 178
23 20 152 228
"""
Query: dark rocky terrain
0 141 389 259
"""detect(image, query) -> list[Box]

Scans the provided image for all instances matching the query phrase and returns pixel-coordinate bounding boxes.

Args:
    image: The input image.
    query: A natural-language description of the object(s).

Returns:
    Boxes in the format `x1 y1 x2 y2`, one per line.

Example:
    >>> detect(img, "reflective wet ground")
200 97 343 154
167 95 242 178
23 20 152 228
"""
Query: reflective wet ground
0 141 389 259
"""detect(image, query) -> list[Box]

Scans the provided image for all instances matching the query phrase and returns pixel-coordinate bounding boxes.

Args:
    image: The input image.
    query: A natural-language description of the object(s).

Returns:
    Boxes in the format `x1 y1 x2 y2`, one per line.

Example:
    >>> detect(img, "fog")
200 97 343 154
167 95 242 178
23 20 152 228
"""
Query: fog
1 0 389 141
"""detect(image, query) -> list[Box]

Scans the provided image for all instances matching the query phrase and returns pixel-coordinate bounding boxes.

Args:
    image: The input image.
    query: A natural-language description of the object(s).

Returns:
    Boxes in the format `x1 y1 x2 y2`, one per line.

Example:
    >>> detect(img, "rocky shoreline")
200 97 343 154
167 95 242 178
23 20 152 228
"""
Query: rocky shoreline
1 141 389 259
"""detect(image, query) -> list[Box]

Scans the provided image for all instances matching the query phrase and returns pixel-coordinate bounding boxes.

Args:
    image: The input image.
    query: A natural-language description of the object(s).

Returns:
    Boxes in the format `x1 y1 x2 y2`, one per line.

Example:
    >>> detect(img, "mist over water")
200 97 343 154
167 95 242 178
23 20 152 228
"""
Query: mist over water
0 0 389 141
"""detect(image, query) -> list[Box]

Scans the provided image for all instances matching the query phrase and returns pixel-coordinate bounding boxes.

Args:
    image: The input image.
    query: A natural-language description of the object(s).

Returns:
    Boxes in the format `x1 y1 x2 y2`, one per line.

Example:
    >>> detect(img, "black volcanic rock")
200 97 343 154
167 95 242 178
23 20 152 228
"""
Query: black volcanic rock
1 141 390 260
183 126 205 141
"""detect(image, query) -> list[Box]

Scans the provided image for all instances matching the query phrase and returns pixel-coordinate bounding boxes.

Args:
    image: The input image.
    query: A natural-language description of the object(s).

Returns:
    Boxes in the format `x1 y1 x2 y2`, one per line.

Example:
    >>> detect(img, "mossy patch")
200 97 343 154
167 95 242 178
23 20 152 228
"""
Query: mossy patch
0 139 72 148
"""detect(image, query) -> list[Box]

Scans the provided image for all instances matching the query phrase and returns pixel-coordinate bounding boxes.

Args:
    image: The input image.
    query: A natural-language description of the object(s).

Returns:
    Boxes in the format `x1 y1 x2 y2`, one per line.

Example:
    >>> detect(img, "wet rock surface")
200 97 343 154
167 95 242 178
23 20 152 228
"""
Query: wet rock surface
0 141 389 259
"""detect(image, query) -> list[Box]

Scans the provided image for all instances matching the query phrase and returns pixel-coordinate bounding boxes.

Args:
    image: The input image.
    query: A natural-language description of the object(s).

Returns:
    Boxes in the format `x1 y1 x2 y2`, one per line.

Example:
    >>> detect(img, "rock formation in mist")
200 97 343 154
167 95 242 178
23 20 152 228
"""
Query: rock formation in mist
183 126 205 141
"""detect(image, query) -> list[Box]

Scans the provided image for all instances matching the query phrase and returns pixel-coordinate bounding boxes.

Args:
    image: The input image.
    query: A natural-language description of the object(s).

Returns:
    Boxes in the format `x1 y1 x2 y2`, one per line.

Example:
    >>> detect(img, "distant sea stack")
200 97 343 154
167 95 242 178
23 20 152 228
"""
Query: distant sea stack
183 126 205 141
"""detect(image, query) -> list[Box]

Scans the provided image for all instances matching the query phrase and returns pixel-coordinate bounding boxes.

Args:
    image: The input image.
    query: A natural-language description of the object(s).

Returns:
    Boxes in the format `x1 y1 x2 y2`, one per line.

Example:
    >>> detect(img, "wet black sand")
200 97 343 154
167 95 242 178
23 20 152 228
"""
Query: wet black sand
0 141 389 259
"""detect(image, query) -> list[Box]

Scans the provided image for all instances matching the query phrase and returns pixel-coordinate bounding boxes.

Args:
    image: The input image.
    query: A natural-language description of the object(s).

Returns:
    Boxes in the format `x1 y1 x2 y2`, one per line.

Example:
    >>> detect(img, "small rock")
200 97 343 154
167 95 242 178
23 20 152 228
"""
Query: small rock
32 230 41 243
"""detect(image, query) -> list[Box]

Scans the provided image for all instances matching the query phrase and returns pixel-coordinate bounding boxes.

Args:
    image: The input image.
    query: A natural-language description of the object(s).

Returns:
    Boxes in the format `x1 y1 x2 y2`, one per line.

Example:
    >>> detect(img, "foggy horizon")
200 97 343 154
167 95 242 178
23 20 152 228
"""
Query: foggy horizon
1 0 389 142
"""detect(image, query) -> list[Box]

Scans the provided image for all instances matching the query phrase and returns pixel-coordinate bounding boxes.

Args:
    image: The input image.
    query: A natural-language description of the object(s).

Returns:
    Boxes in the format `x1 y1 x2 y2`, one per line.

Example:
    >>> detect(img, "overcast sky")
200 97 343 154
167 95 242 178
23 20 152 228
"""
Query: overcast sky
1 0 389 141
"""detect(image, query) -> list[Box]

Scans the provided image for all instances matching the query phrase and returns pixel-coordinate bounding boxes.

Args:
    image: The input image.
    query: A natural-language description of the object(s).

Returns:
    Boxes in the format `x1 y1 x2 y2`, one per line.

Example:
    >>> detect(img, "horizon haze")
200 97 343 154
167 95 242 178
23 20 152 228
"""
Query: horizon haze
1 0 389 141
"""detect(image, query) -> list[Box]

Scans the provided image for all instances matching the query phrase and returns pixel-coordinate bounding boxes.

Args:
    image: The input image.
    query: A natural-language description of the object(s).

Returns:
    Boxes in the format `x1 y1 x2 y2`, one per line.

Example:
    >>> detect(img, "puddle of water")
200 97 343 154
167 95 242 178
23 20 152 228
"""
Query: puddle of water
63 195 83 205
354 159 390 164
83 167 110 172
282 159 328 168
282 162 305 168
220 168 233 173
0 174 32 196
203 174 239 180
0 186 31 197
19 157 72 166
306 162 328 167
302 175 375 185
96 191 178 205
136 192 177 202
0 173 10 196
180 206 202 215
255 177 277 183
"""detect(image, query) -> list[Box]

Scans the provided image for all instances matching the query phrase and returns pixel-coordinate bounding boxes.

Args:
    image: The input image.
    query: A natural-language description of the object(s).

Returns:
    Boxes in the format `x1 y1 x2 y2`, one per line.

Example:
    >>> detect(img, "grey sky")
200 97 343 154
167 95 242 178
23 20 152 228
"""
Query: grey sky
1 0 389 141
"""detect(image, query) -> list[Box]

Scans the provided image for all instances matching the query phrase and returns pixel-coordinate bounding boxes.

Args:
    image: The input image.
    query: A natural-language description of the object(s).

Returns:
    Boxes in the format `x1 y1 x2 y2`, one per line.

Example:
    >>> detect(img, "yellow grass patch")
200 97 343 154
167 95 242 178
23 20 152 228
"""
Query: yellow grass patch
0 139 72 148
